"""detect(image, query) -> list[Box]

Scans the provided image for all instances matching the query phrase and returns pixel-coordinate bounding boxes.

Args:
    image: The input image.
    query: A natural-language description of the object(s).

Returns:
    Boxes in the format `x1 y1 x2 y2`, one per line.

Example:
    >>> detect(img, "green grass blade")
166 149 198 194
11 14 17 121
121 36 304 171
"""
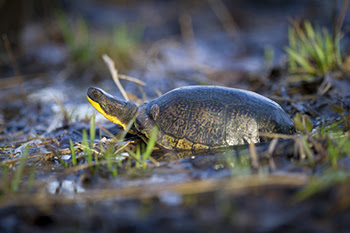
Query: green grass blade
1 166 9 192
26 166 36 191
90 112 96 149
293 169 348 202
58 156 68 168
142 127 158 168
294 23 316 58
0 145 9 154
295 23 320 68
312 43 327 74
117 117 136 144
10 147 29 192
304 21 315 41
69 139 77 166
286 20 343 76
105 144 118 176
335 32 343 65
56 11 75 51
288 27 297 49
302 137 314 165
323 29 334 68
135 144 141 168
286 48 315 74
264 45 274 69
320 118 325 136
82 129 92 163
288 27 297 70
313 28 329 73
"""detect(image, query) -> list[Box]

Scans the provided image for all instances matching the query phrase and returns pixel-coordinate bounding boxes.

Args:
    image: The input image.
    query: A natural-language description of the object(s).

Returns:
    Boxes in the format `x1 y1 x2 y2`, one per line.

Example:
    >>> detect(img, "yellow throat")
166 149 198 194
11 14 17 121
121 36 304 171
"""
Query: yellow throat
87 95 126 129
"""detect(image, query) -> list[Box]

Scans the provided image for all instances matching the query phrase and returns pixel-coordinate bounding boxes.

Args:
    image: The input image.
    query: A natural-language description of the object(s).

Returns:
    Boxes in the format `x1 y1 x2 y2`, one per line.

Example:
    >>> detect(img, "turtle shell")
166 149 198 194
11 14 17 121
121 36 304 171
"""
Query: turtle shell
143 86 295 150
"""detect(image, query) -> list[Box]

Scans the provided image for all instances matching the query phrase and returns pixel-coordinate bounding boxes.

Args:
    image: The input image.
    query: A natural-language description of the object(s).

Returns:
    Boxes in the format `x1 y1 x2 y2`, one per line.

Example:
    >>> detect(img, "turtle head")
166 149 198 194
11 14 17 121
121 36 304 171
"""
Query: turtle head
87 87 138 129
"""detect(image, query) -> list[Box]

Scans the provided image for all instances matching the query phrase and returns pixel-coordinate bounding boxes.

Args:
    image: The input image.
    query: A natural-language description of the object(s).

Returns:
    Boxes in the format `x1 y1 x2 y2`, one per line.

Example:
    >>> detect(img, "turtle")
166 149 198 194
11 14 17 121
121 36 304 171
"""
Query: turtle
87 85 295 150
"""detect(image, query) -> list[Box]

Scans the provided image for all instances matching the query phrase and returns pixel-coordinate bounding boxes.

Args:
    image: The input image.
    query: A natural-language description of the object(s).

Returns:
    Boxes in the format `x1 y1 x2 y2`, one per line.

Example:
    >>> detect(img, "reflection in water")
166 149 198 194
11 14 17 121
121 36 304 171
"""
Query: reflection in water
152 144 251 162
159 191 183 206
151 145 253 178
48 179 85 194
152 140 294 176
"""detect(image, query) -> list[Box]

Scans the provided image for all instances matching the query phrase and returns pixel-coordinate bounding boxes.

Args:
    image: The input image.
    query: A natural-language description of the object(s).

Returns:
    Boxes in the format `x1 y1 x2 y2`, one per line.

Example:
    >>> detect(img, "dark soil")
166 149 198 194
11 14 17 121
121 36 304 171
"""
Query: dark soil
1 1 350 232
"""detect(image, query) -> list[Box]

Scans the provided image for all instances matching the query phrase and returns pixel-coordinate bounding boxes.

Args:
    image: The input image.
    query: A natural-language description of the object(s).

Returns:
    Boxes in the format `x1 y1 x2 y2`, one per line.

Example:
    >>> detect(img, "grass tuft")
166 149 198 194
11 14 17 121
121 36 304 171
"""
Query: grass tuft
293 113 313 134
293 169 349 202
285 20 342 80
56 11 143 70
56 11 94 64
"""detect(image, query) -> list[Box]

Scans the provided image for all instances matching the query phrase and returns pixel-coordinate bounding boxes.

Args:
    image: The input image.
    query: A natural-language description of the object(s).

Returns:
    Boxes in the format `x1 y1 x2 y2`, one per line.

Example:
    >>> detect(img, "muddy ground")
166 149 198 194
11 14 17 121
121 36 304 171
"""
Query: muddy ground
1 1 350 232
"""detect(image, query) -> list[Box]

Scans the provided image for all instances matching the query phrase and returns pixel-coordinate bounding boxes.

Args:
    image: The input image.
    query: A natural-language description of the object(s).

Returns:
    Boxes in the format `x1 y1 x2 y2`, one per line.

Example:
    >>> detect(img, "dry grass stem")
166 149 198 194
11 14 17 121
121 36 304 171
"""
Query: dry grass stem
148 156 160 167
0 75 24 89
249 142 259 170
267 138 278 170
95 124 115 138
51 93 71 122
297 138 306 160
153 87 163 97
258 132 296 139
136 85 147 102
118 74 146 86
317 75 333 95
114 140 133 155
102 54 129 101
0 146 80 166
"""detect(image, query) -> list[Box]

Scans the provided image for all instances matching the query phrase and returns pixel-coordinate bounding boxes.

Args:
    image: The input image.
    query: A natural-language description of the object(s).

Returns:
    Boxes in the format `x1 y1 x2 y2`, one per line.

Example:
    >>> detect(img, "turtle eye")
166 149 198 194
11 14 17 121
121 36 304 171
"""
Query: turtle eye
93 90 100 98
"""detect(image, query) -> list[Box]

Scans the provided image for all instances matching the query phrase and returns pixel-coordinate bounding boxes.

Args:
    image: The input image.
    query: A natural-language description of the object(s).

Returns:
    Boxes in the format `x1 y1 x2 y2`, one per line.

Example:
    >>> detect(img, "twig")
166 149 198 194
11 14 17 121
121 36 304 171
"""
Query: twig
102 54 129 101
51 93 72 123
118 74 146 86
249 142 259 170
147 156 160 167
267 138 278 171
